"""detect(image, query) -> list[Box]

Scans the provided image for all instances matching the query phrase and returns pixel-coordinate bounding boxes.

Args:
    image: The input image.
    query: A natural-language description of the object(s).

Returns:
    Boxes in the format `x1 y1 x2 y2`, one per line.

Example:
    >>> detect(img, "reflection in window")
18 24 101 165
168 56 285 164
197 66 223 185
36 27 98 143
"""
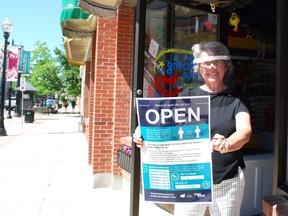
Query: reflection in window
144 1 218 98
174 6 218 50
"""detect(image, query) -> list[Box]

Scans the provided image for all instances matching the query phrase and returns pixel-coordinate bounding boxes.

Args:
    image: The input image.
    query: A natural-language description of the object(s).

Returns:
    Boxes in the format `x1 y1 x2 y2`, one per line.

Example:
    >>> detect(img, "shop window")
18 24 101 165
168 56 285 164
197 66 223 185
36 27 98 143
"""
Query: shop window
174 6 218 50
144 1 218 98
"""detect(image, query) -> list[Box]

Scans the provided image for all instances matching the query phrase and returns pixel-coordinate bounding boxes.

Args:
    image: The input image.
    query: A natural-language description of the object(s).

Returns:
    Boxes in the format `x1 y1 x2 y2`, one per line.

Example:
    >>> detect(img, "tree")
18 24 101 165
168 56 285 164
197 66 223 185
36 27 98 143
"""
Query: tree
29 61 62 96
28 42 81 101
54 47 81 97
29 42 62 96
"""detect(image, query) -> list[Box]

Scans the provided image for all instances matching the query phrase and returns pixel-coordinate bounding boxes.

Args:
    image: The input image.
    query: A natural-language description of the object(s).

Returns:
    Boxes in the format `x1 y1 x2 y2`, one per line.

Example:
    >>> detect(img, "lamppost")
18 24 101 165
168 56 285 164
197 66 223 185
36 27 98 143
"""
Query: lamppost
0 17 13 136
7 83 12 119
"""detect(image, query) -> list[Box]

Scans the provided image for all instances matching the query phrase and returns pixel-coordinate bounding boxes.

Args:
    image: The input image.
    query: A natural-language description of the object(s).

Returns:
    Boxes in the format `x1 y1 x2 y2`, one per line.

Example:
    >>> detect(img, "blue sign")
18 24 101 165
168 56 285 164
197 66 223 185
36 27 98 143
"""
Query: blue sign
137 96 213 203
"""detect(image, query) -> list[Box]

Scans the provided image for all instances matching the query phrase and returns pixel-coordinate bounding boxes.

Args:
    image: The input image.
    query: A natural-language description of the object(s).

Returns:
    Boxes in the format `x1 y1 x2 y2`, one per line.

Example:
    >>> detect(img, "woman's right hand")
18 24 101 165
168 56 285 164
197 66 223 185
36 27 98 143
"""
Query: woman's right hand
132 126 144 148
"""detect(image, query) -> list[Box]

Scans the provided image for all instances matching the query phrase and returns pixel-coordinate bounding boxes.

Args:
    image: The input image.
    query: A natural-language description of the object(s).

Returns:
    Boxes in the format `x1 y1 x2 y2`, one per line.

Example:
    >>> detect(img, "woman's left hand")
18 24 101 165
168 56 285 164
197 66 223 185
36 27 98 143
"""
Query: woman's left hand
211 133 230 153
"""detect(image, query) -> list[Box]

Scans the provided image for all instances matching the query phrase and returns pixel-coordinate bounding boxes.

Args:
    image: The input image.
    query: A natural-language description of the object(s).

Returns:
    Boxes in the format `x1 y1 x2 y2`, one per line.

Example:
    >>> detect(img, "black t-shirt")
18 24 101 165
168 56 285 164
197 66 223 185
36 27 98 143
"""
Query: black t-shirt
179 87 249 184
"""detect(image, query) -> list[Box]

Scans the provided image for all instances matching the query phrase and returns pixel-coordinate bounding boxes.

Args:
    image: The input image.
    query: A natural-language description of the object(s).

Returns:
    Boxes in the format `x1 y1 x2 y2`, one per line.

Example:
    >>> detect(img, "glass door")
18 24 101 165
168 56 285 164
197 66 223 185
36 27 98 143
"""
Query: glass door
143 0 219 98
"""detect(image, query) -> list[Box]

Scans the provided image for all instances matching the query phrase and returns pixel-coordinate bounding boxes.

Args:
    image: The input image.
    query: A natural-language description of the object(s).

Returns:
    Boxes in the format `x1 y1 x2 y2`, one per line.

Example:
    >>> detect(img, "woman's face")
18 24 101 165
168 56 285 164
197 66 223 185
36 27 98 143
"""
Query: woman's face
199 51 227 85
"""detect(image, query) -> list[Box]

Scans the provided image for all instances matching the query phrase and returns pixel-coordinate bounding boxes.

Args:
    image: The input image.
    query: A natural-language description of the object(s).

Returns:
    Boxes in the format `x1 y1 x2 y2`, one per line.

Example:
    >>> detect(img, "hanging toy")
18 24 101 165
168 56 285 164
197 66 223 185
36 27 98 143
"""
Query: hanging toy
210 2 216 13
229 12 241 32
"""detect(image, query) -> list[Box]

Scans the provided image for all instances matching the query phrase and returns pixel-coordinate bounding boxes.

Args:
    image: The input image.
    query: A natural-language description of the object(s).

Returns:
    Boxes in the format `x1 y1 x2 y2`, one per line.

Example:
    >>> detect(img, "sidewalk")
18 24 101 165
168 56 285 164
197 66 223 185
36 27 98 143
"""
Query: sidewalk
0 112 172 216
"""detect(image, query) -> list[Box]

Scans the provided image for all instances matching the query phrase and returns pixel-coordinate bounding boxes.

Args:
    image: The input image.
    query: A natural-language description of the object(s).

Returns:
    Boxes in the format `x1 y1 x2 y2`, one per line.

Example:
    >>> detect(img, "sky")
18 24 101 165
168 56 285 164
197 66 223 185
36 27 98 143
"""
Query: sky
0 0 63 52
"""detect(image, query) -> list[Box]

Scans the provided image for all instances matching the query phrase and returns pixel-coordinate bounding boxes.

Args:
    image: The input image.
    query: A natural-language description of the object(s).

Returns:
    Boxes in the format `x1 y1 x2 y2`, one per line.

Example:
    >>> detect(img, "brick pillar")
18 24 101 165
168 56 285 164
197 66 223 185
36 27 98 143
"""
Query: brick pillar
92 16 118 174
113 7 135 176
89 7 135 175
88 31 97 166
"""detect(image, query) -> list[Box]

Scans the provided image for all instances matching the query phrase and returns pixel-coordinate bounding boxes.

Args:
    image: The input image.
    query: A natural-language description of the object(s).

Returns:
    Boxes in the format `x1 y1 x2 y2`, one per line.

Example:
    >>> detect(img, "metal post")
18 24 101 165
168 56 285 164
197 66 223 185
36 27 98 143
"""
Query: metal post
6 83 12 119
14 73 21 117
130 0 146 215
0 31 9 136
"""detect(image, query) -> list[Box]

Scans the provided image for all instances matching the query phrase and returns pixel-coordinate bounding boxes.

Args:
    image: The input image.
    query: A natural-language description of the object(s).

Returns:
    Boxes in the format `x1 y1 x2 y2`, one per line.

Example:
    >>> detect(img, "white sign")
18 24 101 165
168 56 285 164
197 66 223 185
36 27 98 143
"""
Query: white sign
20 77 26 91
23 94 30 99
208 13 218 25
149 39 159 58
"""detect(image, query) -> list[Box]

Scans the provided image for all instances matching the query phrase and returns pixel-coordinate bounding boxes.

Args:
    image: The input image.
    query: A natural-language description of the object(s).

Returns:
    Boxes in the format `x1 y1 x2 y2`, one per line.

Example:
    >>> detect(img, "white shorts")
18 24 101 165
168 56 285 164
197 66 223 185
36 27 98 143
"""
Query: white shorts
174 167 245 216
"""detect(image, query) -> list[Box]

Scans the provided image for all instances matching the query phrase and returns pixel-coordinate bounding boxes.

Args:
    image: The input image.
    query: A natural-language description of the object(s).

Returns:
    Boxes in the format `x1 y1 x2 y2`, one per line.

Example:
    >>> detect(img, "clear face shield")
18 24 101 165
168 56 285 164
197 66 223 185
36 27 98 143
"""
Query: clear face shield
193 55 230 65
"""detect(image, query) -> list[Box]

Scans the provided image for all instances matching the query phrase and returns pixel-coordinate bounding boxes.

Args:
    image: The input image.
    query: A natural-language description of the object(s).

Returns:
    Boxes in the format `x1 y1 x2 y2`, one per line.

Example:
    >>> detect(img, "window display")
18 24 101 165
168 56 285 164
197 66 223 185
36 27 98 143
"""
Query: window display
144 1 218 98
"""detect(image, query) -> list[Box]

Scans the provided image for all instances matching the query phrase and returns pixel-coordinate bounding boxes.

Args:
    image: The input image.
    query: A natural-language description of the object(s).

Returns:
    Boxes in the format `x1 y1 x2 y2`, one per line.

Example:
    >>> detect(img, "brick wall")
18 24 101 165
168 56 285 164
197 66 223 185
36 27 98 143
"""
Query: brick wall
88 7 135 175
262 195 288 216
91 16 117 174
113 7 135 176
88 31 97 166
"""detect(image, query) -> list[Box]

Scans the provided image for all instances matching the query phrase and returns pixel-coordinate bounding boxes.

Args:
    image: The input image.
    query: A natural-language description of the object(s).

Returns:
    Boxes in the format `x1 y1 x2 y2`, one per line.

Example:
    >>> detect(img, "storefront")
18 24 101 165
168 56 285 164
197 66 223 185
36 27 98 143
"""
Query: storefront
60 0 288 215
130 0 288 215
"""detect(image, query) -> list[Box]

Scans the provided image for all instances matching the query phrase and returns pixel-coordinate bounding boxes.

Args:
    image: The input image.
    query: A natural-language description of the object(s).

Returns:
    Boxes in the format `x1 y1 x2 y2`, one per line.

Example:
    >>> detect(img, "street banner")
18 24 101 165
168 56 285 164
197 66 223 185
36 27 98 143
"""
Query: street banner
19 50 31 74
136 96 213 203
7 46 21 81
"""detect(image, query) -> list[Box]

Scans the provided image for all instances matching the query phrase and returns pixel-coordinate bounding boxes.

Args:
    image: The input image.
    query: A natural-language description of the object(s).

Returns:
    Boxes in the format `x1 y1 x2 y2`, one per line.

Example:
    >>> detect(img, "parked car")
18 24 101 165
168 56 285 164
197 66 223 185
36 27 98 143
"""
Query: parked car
4 97 16 110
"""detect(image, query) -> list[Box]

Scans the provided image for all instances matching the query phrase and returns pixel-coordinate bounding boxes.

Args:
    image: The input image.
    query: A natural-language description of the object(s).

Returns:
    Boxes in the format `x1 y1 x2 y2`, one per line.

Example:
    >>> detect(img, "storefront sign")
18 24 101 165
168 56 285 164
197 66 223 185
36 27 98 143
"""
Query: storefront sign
144 34 199 98
136 96 213 203
153 48 195 97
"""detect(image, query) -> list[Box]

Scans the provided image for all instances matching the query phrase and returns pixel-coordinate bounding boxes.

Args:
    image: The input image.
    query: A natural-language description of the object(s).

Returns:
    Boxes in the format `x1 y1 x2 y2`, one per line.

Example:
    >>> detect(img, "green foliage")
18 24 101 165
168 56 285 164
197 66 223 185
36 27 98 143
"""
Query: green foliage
54 47 81 97
28 41 81 98
29 62 62 96
29 42 59 96
30 41 53 66
61 69 81 97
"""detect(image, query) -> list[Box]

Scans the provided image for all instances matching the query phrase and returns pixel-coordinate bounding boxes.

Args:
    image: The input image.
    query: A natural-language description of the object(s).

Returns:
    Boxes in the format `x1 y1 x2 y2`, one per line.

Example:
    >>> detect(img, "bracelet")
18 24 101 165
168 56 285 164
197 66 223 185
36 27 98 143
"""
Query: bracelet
211 137 231 153
221 139 231 153
225 139 231 150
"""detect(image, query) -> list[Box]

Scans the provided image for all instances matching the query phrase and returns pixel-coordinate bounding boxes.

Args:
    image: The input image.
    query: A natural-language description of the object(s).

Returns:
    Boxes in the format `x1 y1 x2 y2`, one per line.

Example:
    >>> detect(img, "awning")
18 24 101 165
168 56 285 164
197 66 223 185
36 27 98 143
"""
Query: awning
122 0 137 7
79 0 121 18
60 0 137 65
61 0 94 65
64 37 92 65
61 0 96 38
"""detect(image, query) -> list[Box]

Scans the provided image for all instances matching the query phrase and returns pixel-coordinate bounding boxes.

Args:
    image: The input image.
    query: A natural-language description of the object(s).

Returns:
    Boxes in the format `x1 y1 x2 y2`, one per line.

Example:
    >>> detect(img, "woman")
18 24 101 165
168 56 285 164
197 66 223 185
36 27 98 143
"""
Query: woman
133 41 252 215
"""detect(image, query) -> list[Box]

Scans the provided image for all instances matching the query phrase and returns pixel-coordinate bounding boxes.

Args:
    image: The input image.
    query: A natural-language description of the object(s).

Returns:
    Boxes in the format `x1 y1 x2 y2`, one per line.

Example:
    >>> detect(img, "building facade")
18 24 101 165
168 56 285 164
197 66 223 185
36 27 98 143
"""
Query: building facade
60 0 288 215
